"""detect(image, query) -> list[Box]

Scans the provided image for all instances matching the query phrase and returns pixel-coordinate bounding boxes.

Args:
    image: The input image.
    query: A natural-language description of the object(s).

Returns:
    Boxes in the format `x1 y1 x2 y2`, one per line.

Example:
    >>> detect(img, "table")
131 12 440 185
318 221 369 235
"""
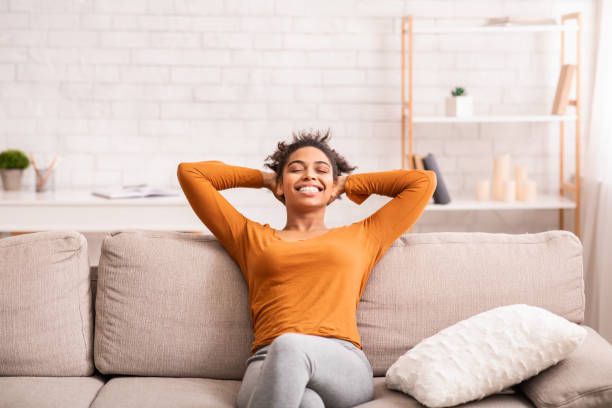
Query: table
0 189 205 236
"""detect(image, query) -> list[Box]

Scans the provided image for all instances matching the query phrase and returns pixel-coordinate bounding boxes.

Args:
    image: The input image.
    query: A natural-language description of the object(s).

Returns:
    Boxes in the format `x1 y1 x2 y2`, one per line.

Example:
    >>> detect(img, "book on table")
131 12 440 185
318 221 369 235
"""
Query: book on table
91 184 180 199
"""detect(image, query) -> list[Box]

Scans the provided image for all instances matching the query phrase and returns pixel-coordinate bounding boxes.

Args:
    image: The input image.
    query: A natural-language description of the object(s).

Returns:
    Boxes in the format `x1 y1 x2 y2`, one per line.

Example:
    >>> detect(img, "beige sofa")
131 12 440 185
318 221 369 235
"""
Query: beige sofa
1 229 612 408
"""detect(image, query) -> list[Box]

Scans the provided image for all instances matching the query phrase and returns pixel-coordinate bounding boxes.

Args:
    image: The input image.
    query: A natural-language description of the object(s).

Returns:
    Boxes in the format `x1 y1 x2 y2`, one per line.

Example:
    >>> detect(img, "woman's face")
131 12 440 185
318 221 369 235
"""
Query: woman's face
276 146 336 209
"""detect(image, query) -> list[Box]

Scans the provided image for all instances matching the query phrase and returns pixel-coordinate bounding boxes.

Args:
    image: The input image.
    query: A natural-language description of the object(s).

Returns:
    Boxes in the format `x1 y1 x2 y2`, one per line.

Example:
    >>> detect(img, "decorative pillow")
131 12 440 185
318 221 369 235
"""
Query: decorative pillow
518 325 612 408
385 304 587 408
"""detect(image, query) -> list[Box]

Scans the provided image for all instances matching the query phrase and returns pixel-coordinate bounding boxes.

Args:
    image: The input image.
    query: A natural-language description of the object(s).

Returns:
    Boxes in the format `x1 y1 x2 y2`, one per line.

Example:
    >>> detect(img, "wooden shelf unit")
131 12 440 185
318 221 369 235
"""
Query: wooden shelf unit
401 13 582 239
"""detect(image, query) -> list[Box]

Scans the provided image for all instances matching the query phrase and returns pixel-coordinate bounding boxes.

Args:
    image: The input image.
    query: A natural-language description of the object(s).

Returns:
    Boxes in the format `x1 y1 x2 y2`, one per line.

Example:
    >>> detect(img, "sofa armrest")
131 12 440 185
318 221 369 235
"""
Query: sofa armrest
518 325 612 408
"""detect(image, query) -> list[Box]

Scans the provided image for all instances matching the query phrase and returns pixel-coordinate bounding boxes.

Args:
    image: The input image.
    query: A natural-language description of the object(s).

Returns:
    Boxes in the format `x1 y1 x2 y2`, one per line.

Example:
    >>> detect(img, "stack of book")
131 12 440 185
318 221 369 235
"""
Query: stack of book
411 153 451 205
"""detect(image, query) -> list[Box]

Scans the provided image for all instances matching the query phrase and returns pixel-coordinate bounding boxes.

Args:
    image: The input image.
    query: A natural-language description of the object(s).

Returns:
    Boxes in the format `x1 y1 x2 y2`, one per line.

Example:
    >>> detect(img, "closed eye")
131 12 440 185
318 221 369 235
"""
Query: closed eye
289 168 327 173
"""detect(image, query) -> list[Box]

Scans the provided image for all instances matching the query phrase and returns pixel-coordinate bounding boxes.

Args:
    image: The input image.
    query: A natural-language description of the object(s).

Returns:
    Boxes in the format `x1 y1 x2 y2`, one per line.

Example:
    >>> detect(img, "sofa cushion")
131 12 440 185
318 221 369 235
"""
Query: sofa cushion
89 377 241 408
385 304 586 407
0 230 94 376
518 325 612 408
353 378 534 407
94 230 253 379
358 230 584 376
0 375 106 408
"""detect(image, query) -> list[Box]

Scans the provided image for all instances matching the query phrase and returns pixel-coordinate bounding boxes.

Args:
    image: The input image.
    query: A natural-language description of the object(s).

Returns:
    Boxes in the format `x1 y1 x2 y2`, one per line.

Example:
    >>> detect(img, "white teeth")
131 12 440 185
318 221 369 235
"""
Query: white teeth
299 186 319 192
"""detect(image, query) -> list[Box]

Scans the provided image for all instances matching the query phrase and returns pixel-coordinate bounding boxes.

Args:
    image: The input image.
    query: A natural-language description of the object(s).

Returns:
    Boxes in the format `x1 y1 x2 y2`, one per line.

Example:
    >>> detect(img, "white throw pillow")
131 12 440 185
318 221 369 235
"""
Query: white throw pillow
385 304 587 408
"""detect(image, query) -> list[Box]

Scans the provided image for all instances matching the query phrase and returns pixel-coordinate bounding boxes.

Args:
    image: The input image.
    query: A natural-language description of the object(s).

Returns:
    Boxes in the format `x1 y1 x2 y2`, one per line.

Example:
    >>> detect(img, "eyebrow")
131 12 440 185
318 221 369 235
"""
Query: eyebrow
287 160 330 167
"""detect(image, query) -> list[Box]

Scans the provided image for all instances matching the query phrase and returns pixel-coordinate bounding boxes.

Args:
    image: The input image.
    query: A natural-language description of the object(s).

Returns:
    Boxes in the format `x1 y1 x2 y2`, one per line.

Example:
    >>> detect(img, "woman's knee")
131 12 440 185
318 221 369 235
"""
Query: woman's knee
269 332 306 356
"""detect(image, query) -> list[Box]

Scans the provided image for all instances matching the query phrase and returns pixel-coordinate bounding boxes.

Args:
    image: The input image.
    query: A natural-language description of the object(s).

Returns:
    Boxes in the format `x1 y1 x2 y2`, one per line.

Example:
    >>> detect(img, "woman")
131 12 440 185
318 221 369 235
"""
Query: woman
177 129 437 408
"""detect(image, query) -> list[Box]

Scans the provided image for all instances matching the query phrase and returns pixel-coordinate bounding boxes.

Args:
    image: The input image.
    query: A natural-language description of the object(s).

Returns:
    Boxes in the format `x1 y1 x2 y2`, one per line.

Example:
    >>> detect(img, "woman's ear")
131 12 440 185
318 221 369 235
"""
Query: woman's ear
275 179 283 197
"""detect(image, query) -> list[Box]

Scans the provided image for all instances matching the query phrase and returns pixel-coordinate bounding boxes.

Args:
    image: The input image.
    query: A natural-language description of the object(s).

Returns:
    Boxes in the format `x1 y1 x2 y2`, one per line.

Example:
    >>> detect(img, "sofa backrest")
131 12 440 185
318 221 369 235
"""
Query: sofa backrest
356 230 584 375
93 229 584 379
94 230 252 379
0 230 94 376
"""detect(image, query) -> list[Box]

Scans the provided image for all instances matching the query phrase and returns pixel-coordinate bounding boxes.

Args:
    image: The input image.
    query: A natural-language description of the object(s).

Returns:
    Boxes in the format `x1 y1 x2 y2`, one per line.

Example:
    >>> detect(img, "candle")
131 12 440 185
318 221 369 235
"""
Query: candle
523 179 537 202
502 180 515 202
476 179 490 201
514 164 528 201
493 153 511 201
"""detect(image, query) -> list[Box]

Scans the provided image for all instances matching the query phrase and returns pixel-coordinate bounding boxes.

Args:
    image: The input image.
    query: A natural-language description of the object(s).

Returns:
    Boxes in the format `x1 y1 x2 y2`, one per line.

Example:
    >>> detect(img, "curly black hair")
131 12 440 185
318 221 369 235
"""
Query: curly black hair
263 129 357 184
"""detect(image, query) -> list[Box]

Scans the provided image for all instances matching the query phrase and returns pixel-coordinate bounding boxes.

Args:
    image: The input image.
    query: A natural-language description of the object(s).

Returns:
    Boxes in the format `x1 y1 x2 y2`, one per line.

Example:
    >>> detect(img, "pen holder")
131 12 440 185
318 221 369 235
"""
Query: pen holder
35 167 55 192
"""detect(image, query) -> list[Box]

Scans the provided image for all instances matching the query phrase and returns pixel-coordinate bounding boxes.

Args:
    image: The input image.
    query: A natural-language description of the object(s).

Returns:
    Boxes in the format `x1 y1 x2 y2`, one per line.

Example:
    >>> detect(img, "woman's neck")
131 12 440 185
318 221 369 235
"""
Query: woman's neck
283 207 327 232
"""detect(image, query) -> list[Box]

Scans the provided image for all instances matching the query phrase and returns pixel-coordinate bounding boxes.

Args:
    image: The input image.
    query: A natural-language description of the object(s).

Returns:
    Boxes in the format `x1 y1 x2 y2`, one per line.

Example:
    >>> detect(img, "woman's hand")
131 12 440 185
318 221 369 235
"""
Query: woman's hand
261 171 285 204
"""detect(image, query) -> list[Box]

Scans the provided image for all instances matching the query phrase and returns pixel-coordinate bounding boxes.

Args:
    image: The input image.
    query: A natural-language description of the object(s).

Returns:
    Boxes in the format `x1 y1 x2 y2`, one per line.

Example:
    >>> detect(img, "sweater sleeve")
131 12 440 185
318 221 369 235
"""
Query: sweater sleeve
176 160 264 269
344 169 437 249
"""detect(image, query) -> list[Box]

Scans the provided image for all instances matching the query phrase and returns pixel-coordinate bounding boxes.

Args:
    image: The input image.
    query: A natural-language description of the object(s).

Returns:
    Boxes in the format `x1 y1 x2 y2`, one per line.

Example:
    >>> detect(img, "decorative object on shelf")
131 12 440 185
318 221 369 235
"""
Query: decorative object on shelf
0 149 30 191
30 154 60 193
514 163 528 200
422 153 451 204
502 180 516 203
493 153 511 201
446 87 473 117
476 179 490 201
522 180 537 202
412 153 425 170
484 16 557 26
552 64 576 114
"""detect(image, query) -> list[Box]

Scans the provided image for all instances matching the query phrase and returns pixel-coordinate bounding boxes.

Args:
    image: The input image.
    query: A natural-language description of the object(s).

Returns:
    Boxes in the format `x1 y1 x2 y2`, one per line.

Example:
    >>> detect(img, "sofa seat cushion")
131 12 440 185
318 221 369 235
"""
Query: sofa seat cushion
0 375 106 408
89 377 241 408
353 378 534 407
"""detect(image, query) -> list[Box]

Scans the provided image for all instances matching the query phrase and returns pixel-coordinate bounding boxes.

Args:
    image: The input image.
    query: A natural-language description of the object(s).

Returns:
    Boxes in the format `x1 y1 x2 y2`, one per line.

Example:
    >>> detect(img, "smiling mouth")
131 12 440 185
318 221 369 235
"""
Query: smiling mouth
295 186 323 193
297 190 320 196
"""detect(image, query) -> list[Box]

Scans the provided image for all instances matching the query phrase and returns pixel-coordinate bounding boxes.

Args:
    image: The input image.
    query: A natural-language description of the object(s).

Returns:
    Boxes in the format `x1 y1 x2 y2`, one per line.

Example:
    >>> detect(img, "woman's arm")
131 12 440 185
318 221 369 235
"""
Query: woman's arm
344 169 437 249
177 160 264 269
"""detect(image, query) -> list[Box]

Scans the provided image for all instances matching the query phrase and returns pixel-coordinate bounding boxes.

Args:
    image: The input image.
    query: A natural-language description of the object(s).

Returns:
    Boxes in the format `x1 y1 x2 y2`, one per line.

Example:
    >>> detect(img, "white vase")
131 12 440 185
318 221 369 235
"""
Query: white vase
446 95 473 117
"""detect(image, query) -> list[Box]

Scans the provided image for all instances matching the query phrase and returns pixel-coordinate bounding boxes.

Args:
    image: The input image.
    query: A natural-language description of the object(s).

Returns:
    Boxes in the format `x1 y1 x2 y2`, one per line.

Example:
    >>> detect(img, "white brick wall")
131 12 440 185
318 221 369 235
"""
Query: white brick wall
0 0 595 241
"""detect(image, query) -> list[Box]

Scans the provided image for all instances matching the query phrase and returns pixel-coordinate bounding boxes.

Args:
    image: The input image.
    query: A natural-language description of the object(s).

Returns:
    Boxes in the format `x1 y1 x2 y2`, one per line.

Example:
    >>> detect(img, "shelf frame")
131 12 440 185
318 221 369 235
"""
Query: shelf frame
400 13 582 238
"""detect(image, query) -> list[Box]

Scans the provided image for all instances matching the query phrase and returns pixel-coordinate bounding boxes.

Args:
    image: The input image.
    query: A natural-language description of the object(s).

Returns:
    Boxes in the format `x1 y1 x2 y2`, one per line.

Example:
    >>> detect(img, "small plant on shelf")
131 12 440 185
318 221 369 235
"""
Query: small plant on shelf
451 87 466 97
446 86 472 117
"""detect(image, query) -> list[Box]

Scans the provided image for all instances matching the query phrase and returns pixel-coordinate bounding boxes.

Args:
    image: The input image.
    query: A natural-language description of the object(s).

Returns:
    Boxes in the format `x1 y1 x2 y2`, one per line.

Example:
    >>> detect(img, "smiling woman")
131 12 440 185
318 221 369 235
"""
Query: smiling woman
176 129 437 408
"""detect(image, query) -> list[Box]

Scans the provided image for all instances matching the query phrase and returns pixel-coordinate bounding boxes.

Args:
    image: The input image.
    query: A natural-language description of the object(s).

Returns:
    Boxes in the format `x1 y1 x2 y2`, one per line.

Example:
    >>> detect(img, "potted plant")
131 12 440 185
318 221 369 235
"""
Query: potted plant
0 149 30 191
446 86 473 117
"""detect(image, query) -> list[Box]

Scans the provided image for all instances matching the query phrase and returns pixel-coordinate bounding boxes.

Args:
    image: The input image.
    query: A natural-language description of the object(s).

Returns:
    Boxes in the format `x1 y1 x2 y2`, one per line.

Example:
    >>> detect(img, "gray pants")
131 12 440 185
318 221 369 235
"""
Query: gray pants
236 333 374 408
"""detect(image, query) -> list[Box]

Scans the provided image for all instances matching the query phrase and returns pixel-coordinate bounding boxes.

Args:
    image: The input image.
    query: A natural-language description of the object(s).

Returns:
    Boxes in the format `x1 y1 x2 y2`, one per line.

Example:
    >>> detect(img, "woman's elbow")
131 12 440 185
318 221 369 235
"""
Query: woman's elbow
177 162 189 182
409 169 437 196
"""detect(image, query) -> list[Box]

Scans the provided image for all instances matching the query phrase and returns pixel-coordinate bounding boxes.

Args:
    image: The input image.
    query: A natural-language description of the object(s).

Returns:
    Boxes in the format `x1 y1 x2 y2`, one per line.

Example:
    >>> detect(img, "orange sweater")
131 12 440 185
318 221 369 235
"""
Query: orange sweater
177 161 437 354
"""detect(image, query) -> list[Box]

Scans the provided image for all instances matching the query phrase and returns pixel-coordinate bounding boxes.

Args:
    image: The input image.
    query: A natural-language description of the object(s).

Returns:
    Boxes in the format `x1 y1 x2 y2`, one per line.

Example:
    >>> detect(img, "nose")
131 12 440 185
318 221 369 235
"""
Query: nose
303 167 316 180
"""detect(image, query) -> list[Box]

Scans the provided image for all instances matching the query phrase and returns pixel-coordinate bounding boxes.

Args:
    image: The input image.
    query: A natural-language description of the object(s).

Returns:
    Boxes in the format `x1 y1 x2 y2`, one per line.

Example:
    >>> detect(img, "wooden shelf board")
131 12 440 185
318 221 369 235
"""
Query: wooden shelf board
412 25 579 33
406 114 577 123
424 194 576 211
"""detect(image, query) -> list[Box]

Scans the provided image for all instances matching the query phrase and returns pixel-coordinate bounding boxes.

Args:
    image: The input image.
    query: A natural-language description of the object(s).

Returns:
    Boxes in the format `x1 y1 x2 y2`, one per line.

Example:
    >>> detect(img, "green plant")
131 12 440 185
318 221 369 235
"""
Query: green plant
0 149 30 170
451 87 466 97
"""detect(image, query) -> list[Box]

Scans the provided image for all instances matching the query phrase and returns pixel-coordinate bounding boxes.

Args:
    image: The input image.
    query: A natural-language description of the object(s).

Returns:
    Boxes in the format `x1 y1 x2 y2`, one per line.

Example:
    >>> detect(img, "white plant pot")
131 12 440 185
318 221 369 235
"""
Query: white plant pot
446 95 473 117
